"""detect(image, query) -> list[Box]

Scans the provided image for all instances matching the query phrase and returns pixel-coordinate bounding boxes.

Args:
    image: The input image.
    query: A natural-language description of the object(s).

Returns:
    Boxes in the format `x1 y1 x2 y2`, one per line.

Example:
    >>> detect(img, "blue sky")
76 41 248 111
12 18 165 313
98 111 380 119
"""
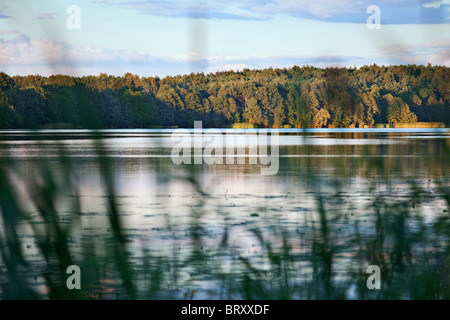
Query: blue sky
0 0 449 77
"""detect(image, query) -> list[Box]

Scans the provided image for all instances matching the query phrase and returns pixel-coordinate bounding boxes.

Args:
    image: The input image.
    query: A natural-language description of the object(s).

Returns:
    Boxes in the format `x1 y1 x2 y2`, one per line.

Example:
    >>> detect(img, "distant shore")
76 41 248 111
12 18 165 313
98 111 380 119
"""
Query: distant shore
22 123 447 130
1 65 449 130
232 122 447 129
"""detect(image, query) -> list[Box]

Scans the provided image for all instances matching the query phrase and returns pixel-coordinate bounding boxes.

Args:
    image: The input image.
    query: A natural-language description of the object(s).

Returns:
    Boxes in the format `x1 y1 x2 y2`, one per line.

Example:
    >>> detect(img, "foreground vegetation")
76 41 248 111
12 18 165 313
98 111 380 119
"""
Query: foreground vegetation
0 64 448 129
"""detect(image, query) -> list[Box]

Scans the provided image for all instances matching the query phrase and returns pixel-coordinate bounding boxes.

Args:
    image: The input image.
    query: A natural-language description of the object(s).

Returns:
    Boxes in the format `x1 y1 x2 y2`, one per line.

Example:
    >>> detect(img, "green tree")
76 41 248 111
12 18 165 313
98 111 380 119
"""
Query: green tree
386 96 417 124
313 108 331 128
0 90 14 128
243 97 263 125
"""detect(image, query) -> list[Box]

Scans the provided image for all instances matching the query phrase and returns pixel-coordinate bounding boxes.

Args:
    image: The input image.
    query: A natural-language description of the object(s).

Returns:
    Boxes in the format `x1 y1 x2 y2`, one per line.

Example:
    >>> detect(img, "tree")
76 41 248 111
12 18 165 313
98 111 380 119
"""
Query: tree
313 108 330 128
0 72 14 89
386 96 417 124
243 97 263 125
0 64 448 129
121 89 159 128
0 90 14 128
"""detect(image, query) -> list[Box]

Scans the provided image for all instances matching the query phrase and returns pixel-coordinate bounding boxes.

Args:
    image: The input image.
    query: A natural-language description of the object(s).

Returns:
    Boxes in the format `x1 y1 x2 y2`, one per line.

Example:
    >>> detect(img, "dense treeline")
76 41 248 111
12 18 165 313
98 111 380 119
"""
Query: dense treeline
0 64 448 129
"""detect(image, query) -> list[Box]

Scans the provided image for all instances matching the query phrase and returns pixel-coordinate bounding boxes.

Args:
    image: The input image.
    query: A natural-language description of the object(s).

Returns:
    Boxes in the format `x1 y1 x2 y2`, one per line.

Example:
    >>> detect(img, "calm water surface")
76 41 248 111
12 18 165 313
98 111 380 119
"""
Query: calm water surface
0 128 449 299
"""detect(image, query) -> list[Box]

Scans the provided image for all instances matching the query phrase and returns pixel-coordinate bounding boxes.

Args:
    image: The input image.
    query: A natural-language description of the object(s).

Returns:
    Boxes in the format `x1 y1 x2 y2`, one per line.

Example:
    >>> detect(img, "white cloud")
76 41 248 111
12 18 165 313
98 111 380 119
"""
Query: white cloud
0 34 155 66
91 0 366 20
206 63 247 73
36 12 56 20
379 38 450 53
379 38 450 65
86 0 449 23
254 0 358 19
0 29 19 35
170 51 212 62
422 0 450 8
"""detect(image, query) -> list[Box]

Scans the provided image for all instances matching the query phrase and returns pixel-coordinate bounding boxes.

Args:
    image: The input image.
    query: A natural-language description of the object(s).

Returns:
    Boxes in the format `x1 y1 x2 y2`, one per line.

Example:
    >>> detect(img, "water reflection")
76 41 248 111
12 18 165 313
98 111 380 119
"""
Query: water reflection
0 129 449 299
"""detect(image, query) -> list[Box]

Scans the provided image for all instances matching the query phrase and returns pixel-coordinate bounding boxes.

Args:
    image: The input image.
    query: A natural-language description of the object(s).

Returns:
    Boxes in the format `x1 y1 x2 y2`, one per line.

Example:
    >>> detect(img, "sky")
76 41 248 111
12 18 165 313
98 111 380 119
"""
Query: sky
0 0 449 77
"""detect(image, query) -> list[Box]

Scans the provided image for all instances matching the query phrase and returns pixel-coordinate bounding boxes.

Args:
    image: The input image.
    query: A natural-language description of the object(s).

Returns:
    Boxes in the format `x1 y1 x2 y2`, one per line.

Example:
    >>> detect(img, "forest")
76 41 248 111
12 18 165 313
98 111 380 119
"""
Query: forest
0 64 448 129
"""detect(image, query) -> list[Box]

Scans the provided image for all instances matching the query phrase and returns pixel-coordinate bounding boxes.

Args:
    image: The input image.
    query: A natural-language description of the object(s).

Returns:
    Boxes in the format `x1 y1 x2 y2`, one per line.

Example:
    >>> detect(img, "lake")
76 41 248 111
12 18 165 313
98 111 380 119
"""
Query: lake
0 128 449 299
